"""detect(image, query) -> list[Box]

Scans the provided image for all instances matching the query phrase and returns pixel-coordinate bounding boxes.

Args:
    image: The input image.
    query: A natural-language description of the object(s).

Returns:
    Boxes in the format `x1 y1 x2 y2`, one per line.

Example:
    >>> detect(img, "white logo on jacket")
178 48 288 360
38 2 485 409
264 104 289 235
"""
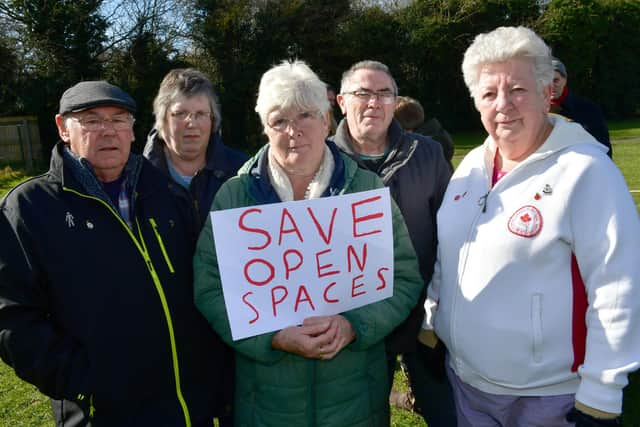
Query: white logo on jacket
507 205 543 237
65 212 75 228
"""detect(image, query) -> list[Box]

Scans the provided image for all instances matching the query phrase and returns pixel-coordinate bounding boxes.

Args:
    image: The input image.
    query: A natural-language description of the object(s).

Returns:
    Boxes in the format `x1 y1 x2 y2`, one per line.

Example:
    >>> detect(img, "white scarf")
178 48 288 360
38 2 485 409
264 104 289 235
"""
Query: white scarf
267 145 335 202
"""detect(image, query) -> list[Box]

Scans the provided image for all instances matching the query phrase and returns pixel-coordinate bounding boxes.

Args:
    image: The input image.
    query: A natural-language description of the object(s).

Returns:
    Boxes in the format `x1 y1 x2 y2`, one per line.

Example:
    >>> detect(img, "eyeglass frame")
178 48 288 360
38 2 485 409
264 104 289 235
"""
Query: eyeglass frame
341 89 397 105
66 113 136 132
266 110 321 132
169 110 213 123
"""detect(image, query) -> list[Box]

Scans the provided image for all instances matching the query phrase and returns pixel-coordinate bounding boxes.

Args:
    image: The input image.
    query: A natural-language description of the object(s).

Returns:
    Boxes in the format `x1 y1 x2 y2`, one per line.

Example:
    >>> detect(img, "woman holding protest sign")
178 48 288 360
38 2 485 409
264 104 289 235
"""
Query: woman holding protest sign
193 60 423 426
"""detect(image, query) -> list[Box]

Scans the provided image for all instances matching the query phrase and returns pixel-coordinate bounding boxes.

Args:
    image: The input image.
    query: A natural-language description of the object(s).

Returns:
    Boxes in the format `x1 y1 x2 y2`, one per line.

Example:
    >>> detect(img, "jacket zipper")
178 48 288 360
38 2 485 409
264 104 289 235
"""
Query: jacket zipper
63 187 192 427
450 165 492 366
149 218 175 273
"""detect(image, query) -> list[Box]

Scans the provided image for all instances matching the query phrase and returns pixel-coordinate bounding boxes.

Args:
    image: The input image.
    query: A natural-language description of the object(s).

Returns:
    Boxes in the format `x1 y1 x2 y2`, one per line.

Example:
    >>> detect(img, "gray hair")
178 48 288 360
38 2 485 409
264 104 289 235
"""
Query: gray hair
339 60 398 95
462 26 553 100
255 60 330 127
152 68 222 139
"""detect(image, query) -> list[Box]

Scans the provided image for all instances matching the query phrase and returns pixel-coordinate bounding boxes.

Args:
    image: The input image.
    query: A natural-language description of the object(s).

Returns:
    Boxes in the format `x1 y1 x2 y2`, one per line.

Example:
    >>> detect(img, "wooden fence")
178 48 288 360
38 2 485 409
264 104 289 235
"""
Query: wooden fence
0 116 42 169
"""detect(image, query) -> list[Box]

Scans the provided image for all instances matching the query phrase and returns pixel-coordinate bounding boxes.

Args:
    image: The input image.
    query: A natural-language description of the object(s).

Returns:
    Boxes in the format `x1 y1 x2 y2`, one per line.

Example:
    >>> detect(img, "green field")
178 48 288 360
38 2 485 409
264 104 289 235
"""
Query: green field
1 119 639 426
0 166 33 197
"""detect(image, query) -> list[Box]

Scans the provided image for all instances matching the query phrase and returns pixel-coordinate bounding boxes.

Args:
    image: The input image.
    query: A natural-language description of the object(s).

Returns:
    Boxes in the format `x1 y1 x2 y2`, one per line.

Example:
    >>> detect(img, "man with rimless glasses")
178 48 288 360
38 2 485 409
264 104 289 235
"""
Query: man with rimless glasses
330 61 456 425
0 81 228 426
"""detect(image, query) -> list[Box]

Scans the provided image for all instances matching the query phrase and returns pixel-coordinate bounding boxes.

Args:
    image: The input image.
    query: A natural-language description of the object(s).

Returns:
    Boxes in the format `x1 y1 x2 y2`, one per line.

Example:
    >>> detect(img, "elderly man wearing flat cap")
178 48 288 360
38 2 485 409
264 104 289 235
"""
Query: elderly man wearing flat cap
0 81 228 426
550 58 612 157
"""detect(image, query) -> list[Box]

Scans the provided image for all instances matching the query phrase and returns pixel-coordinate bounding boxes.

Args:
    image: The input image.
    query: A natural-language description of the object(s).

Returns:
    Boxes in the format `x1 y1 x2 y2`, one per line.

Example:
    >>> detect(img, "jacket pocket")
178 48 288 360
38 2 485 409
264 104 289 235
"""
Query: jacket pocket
531 293 543 363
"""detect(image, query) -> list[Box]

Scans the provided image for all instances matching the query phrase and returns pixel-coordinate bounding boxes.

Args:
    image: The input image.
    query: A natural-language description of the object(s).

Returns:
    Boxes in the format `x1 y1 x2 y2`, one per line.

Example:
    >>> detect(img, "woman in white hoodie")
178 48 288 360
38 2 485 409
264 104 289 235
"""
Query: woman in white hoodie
420 26 639 427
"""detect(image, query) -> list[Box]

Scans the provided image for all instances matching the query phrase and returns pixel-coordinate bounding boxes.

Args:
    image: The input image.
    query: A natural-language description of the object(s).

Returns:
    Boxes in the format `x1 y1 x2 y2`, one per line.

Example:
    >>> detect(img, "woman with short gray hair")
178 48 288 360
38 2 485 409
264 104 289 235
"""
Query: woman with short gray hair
194 60 424 426
461 26 554 100
420 26 639 426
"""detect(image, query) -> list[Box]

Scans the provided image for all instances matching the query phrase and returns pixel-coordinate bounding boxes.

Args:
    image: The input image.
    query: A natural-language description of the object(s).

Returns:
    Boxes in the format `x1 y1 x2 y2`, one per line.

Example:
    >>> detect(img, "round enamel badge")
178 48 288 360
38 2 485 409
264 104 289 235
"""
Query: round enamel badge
508 205 543 237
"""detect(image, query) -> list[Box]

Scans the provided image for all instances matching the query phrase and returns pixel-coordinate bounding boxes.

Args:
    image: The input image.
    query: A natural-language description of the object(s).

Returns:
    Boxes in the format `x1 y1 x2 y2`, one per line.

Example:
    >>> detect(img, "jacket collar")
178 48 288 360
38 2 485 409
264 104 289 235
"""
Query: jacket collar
331 118 416 176
51 141 143 208
333 117 404 150
481 114 607 173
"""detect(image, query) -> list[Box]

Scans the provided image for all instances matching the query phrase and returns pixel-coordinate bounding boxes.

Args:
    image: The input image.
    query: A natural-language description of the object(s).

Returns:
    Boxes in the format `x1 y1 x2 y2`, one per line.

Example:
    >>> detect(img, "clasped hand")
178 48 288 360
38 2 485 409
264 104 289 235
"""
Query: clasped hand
272 315 355 360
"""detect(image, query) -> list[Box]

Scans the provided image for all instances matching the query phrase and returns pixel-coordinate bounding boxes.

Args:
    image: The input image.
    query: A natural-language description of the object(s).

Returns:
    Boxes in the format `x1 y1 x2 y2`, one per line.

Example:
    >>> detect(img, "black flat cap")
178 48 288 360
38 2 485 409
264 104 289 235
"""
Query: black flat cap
59 81 137 115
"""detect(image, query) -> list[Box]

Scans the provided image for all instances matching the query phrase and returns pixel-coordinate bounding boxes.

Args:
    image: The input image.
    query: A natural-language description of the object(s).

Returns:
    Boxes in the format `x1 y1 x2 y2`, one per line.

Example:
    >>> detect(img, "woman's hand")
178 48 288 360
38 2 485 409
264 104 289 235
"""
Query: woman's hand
271 315 355 360
271 318 333 358
303 315 355 360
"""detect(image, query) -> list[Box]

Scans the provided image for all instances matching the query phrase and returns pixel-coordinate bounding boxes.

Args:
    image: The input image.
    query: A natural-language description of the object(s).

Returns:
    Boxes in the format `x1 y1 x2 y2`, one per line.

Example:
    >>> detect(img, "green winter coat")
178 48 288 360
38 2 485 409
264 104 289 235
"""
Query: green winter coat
193 142 423 427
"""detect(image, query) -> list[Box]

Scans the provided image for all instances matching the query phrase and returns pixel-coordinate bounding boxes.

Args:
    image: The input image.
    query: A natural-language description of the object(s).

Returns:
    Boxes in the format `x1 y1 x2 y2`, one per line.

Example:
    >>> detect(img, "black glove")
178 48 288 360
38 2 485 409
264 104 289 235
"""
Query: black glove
416 339 447 382
566 407 621 427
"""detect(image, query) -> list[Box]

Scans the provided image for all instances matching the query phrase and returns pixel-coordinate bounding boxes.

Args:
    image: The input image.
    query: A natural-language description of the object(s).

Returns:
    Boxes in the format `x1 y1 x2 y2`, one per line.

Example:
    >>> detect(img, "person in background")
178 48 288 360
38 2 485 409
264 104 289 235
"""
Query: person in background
193 60 424 426
144 68 247 228
394 95 455 170
326 83 338 135
550 58 612 157
326 83 337 108
421 26 639 426
331 60 456 426
0 81 228 426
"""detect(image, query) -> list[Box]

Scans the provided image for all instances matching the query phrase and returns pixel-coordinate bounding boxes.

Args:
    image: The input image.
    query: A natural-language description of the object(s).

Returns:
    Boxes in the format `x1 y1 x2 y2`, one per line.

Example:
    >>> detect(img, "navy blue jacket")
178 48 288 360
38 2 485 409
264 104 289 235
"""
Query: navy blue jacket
552 91 612 157
0 143 227 426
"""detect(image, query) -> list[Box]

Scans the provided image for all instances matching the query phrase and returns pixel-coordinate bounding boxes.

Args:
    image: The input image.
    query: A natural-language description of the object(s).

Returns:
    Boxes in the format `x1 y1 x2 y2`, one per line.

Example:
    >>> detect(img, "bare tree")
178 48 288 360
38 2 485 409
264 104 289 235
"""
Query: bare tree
100 0 195 54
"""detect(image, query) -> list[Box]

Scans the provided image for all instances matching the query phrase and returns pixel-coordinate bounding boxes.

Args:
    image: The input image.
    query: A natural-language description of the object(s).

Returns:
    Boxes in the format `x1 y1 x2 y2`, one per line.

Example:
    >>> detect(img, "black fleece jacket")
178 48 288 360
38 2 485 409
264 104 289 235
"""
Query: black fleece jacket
0 142 226 426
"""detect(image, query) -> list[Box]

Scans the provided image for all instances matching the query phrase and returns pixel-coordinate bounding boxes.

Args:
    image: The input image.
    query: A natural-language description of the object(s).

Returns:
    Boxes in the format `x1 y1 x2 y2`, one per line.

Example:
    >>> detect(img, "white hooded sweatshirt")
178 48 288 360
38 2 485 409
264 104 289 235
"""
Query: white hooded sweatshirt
423 115 640 414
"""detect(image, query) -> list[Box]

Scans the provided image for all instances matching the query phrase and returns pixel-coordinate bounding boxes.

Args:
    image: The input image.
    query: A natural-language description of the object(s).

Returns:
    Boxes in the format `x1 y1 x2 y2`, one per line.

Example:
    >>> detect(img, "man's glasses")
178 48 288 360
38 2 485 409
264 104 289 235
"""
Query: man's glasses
267 111 319 132
69 114 135 132
342 89 396 105
169 110 212 123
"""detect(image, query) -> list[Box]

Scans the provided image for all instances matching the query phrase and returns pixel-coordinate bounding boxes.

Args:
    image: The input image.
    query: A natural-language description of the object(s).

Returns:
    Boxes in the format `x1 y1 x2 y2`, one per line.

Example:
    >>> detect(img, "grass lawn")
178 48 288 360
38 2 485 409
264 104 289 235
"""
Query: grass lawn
613 140 640 210
0 165 34 196
609 117 640 140
0 363 51 427
0 118 638 426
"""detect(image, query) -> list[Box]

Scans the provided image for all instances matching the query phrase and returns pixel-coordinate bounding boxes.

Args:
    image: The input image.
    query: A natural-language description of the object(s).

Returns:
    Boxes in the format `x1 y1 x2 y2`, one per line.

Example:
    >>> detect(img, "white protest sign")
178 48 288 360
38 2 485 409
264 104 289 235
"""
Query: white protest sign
210 188 394 340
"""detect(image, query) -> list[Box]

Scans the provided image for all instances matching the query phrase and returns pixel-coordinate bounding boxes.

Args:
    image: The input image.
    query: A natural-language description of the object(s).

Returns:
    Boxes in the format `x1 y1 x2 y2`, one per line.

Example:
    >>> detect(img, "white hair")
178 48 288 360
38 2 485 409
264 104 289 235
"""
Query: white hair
462 26 553 100
255 60 330 127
